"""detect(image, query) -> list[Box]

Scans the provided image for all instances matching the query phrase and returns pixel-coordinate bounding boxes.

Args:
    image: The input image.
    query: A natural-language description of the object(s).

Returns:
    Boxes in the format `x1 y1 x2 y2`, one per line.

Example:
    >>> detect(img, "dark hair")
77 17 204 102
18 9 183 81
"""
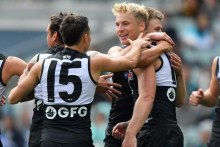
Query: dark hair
50 12 67 44
60 13 90 46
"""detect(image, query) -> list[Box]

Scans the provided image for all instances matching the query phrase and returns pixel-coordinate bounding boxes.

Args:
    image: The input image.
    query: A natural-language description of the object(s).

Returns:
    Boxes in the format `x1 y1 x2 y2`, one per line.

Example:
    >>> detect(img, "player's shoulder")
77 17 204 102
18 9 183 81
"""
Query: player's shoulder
108 46 123 54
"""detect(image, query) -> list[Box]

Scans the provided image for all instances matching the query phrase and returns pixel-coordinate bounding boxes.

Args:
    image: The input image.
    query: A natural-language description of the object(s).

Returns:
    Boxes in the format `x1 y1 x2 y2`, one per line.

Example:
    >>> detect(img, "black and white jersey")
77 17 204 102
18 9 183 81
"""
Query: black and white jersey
105 46 134 144
40 48 96 144
0 54 7 98
29 46 63 124
32 46 64 111
105 71 134 139
211 56 220 140
128 53 178 126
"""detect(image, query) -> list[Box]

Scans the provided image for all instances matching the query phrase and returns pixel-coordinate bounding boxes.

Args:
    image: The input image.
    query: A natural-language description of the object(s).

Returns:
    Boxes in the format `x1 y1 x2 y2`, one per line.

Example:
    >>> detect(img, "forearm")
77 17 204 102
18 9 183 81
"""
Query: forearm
175 75 186 107
125 97 154 137
20 91 35 102
138 42 170 68
200 90 218 107
124 45 142 68
9 87 26 104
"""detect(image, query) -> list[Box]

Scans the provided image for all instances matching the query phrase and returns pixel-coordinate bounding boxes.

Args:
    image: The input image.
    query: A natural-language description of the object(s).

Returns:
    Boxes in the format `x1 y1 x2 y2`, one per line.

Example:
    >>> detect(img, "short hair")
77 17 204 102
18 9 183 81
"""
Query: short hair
50 12 68 44
145 7 164 21
60 13 90 46
112 2 149 22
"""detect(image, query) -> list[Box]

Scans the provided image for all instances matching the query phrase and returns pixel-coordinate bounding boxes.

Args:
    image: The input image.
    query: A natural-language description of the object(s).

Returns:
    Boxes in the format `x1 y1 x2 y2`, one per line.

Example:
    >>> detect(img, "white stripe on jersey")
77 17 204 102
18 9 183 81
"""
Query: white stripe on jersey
34 53 53 100
156 53 177 87
40 57 96 106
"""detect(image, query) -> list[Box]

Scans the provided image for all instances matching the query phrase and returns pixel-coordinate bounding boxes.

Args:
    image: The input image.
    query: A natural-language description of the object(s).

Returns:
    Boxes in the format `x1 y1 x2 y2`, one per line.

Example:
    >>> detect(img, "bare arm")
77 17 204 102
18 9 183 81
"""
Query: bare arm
91 34 147 81
190 57 219 107
138 40 173 67
170 53 186 107
122 65 156 146
2 56 27 84
8 62 41 104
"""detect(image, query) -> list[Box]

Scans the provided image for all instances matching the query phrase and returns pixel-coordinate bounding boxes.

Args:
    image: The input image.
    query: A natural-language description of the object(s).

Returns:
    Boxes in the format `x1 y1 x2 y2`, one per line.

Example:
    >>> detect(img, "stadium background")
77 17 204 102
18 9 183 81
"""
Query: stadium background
0 0 220 146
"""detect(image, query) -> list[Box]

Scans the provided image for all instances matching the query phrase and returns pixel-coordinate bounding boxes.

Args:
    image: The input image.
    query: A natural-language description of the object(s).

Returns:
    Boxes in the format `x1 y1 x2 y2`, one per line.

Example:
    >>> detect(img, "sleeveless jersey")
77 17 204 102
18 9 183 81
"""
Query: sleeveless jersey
40 48 96 144
32 46 64 113
105 46 134 144
0 54 7 99
128 53 178 126
211 56 220 139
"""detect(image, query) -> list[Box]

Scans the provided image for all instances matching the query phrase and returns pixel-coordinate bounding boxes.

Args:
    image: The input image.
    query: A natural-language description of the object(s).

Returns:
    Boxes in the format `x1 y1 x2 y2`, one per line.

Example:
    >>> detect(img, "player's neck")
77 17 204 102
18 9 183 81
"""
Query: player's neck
65 44 85 53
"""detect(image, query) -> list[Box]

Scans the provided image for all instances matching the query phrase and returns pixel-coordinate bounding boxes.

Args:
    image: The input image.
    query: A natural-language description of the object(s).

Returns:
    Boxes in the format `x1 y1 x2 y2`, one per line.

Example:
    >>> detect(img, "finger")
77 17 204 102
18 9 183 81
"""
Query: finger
119 134 124 141
108 88 122 95
107 82 122 88
189 98 198 106
164 34 175 46
198 89 203 95
138 32 144 39
100 73 113 79
143 41 153 48
127 39 132 45
106 90 118 99
28 63 35 71
104 93 113 101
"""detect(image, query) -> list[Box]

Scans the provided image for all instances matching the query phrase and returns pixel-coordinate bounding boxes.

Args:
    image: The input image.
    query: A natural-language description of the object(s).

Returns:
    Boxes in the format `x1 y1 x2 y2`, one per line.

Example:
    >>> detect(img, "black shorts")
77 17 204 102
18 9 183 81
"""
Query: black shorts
137 124 184 147
103 135 122 147
41 140 94 147
29 123 42 147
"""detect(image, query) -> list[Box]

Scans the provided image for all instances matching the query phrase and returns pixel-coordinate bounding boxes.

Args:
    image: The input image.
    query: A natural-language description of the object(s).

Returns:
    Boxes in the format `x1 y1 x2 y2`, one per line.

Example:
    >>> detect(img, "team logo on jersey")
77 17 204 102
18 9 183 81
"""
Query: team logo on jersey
167 87 176 102
127 70 134 80
45 106 88 119
46 106 57 119
63 55 71 59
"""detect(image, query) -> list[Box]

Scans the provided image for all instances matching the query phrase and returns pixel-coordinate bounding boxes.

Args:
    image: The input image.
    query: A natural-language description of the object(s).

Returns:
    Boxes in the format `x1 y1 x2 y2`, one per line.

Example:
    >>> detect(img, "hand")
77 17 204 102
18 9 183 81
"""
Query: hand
96 73 122 101
112 122 128 140
128 33 152 49
170 52 183 76
23 62 35 75
0 95 6 106
122 135 137 147
156 40 173 52
189 89 204 106
27 62 35 71
146 32 175 47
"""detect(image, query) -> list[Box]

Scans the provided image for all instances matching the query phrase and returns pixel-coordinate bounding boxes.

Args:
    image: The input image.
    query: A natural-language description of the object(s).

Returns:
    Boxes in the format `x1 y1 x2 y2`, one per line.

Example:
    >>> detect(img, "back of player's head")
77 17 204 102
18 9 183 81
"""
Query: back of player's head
60 13 90 46
112 2 149 23
50 12 68 44
146 7 164 21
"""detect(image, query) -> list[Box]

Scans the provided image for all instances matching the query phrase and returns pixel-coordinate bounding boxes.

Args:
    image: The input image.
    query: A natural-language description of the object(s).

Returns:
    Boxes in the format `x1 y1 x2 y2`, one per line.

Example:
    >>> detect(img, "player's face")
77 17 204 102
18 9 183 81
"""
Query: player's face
46 24 56 48
115 13 145 46
147 18 163 33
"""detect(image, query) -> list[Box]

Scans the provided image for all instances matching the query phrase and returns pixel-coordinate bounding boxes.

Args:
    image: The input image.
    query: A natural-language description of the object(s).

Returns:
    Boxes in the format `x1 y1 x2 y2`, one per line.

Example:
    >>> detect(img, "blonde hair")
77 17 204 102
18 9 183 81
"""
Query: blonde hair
145 7 164 21
112 2 149 22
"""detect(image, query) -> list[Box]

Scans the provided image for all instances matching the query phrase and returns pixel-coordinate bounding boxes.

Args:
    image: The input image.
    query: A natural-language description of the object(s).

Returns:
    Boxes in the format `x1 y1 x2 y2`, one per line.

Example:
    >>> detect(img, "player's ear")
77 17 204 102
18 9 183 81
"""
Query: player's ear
139 21 146 32
83 33 89 43
52 31 59 42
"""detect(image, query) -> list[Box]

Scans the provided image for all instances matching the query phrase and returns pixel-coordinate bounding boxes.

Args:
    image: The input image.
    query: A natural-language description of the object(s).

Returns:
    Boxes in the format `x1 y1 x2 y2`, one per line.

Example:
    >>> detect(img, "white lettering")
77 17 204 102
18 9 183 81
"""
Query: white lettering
70 107 78 117
78 106 87 117
58 107 69 118
45 106 88 119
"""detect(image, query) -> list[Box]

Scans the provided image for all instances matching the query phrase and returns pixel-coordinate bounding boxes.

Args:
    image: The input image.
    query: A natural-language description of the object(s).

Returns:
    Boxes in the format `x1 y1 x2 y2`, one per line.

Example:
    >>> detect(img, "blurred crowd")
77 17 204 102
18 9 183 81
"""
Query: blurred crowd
0 0 220 147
